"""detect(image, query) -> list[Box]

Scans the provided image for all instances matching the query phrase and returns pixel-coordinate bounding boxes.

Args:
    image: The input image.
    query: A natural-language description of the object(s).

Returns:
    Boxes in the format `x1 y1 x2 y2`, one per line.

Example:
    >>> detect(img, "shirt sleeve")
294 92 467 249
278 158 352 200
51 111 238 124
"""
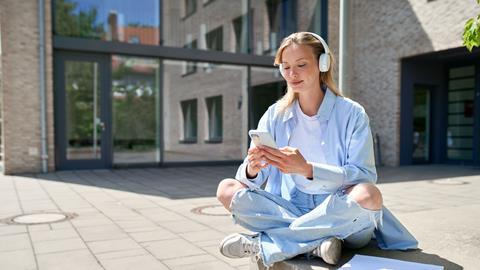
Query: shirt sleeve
234 106 275 189
309 109 377 192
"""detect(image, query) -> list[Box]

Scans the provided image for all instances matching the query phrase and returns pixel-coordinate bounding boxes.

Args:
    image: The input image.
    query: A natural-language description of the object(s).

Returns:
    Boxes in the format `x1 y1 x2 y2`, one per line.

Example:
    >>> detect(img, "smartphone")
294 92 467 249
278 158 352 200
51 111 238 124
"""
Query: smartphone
248 130 278 149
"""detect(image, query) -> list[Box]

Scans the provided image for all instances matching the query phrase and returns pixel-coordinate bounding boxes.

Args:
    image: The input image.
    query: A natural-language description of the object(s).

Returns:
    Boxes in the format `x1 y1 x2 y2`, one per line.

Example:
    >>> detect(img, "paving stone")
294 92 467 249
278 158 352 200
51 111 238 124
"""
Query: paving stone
141 238 206 260
33 237 87 254
87 238 142 254
30 228 79 243
99 254 169 270
37 249 103 270
0 249 36 270
128 228 178 242
0 233 31 252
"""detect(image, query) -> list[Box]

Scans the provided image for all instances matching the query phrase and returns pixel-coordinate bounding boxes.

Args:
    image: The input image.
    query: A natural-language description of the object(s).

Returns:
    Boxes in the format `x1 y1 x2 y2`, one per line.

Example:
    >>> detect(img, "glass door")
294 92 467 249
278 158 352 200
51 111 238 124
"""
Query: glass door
412 86 431 163
55 52 111 169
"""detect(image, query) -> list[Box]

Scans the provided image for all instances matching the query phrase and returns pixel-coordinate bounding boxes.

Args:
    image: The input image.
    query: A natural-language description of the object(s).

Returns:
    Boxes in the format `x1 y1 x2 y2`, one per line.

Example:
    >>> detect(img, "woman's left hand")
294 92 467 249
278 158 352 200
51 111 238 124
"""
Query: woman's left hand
259 146 313 178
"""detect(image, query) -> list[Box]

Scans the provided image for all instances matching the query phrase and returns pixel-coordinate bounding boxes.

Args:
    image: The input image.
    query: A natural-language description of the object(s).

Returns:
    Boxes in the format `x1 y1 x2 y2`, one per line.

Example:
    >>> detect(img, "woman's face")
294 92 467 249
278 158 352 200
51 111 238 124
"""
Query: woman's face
280 43 320 94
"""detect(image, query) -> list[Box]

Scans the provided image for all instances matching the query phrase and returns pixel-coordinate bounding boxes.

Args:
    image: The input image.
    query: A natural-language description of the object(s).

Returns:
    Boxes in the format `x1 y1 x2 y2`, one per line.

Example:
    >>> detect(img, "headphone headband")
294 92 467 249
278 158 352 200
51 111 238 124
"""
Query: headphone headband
305 32 330 55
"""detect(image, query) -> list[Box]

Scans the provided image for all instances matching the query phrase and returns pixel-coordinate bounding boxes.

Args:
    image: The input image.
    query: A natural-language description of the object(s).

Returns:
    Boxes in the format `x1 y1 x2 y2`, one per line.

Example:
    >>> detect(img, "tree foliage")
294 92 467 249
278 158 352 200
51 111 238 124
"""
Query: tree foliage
463 0 480 52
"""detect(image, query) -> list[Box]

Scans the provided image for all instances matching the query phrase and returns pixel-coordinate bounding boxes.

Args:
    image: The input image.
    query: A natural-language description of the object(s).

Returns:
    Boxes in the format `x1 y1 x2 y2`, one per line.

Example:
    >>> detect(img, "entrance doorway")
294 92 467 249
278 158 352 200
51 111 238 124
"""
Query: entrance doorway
54 52 112 169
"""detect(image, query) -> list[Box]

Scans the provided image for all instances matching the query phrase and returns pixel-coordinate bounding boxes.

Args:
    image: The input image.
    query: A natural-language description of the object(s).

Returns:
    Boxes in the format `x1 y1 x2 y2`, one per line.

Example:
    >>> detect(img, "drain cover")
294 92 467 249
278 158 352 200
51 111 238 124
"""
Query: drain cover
430 179 468 185
1 212 77 225
191 204 229 216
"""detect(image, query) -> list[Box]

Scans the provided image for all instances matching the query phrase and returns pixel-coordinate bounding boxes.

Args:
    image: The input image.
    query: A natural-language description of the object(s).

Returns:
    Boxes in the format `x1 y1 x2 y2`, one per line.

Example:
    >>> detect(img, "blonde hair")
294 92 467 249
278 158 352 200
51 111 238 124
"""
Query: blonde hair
274 32 342 112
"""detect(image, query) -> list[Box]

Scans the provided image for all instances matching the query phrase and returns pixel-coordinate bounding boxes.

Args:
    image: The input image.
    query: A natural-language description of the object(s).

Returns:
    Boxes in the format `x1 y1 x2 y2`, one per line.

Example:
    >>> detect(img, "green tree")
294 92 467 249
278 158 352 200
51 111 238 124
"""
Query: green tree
463 0 480 51
55 0 105 39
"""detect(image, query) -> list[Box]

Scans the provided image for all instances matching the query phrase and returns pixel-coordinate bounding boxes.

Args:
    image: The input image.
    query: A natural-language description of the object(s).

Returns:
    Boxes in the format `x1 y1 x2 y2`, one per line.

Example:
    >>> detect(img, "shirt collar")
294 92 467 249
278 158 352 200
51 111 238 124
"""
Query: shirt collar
282 87 337 122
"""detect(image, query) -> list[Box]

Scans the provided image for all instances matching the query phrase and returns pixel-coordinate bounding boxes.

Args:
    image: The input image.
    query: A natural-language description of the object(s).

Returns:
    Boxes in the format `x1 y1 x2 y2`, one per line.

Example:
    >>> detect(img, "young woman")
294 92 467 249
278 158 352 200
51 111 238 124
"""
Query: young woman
216 32 417 267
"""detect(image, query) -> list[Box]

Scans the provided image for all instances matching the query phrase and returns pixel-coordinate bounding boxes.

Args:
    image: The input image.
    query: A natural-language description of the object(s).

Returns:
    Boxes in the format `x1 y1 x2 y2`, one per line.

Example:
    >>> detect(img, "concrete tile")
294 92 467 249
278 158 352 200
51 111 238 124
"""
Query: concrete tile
0 225 27 236
95 248 148 260
162 253 219 268
0 249 36 270
179 229 226 243
0 233 31 252
159 219 210 233
33 237 87 254
76 225 127 242
128 229 178 242
87 238 142 254
100 254 169 270
30 227 78 242
138 208 185 222
37 249 103 270
169 260 236 270
142 238 206 260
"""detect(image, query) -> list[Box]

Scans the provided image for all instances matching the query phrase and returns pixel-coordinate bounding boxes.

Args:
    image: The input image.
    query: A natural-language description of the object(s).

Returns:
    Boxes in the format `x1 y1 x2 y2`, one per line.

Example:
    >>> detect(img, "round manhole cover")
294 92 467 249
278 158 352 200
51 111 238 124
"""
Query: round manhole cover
1 212 77 225
191 204 229 216
430 179 468 185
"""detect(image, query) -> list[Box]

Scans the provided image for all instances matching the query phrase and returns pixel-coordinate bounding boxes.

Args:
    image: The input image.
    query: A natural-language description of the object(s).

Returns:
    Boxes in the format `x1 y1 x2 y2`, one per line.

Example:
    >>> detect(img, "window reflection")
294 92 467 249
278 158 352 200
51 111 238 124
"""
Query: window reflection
54 0 160 45
112 56 160 164
163 60 247 162
163 0 248 53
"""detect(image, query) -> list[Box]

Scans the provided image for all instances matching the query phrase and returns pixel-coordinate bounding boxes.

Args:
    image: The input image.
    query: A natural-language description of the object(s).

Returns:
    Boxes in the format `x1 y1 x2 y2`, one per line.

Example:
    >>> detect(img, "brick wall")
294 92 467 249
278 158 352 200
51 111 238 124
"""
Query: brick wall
345 0 479 166
0 0 54 174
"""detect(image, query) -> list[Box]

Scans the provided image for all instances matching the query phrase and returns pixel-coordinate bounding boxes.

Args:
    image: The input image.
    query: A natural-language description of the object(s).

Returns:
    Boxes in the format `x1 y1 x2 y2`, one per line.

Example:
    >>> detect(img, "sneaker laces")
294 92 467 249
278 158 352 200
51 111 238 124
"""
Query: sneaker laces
242 235 260 256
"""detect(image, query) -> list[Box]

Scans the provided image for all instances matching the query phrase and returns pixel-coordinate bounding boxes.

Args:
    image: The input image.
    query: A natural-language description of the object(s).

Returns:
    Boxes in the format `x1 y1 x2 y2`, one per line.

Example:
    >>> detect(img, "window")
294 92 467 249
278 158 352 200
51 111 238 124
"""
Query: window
183 39 197 76
232 14 248 53
446 66 475 160
54 0 160 45
184 0 197 18
205 95 222 142
206 26 223 51
180 99 197 143
203 0 215 6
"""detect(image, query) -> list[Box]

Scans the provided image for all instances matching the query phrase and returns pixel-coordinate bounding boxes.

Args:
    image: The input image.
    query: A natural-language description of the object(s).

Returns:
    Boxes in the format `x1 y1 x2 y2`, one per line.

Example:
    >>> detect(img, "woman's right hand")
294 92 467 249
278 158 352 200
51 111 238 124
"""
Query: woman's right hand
246 147 268 178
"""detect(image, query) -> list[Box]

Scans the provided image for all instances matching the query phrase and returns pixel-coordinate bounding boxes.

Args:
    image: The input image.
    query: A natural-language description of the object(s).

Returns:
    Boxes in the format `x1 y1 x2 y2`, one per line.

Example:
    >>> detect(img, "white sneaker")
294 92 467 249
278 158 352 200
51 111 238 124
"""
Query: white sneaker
312 237 342 265
219 233 260 258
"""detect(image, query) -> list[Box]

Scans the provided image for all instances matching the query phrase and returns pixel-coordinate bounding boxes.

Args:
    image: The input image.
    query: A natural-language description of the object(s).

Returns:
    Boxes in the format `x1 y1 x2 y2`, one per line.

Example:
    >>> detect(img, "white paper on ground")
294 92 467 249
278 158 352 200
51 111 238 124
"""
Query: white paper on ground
338 255 444 270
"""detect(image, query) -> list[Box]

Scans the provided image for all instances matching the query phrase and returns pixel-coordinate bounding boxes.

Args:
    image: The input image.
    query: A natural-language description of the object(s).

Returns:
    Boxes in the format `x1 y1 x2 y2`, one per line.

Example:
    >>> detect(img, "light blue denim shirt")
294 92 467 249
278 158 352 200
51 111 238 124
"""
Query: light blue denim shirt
235 88 418 250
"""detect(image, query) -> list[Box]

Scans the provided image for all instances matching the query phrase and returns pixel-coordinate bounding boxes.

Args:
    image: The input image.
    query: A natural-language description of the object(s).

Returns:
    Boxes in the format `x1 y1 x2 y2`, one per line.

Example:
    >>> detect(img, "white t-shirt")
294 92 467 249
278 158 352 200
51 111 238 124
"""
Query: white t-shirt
289 101 327 194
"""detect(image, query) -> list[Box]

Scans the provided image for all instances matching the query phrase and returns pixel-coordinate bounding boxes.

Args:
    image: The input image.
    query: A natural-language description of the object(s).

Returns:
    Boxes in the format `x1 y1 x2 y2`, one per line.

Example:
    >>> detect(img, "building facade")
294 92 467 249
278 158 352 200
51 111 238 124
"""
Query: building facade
0 0 479 174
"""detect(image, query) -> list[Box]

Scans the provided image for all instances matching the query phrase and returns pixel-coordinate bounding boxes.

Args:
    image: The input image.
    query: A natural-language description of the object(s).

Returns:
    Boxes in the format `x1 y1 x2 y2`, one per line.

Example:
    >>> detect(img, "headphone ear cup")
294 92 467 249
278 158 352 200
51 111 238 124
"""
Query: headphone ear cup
319 53 330 72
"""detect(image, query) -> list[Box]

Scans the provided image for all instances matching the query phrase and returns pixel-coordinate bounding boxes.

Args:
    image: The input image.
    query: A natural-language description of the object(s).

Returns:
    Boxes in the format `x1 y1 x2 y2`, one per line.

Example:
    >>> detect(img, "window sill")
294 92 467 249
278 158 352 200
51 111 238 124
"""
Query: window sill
179 139 197 144
204 138 222 144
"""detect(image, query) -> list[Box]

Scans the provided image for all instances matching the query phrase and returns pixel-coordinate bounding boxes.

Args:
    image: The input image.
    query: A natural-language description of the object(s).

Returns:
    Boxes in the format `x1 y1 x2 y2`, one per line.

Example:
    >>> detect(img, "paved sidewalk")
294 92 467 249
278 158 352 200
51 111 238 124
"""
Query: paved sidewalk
0 165 479 270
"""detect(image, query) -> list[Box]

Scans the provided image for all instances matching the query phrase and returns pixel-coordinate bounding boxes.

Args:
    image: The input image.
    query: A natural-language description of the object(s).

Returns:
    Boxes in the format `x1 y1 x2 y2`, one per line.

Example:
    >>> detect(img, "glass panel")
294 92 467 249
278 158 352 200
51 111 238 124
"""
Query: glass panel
205 95 223 141
252 0 325 56
162 60 247 162
448 114 474 125
447 149 472 160
162 0 248 53
65 60 102 160
448 90 474 102
54 0 160 45
180 99 198 142
447 66 475 161
412 88 430 162
448 78 474 90
112 56 160 164
250 67 285 128
448 126 474 137
449 66 474 78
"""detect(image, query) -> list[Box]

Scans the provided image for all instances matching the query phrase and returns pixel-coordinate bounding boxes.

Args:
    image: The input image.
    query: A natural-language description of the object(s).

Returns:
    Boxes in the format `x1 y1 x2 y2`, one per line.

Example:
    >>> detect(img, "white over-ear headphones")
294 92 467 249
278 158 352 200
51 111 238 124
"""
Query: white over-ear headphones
278 32 330 77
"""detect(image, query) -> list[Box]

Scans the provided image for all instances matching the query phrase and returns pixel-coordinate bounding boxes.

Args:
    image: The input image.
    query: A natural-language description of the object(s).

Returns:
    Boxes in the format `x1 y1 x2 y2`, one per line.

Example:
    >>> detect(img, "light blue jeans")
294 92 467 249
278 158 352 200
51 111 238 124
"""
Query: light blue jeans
230 187 382 266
